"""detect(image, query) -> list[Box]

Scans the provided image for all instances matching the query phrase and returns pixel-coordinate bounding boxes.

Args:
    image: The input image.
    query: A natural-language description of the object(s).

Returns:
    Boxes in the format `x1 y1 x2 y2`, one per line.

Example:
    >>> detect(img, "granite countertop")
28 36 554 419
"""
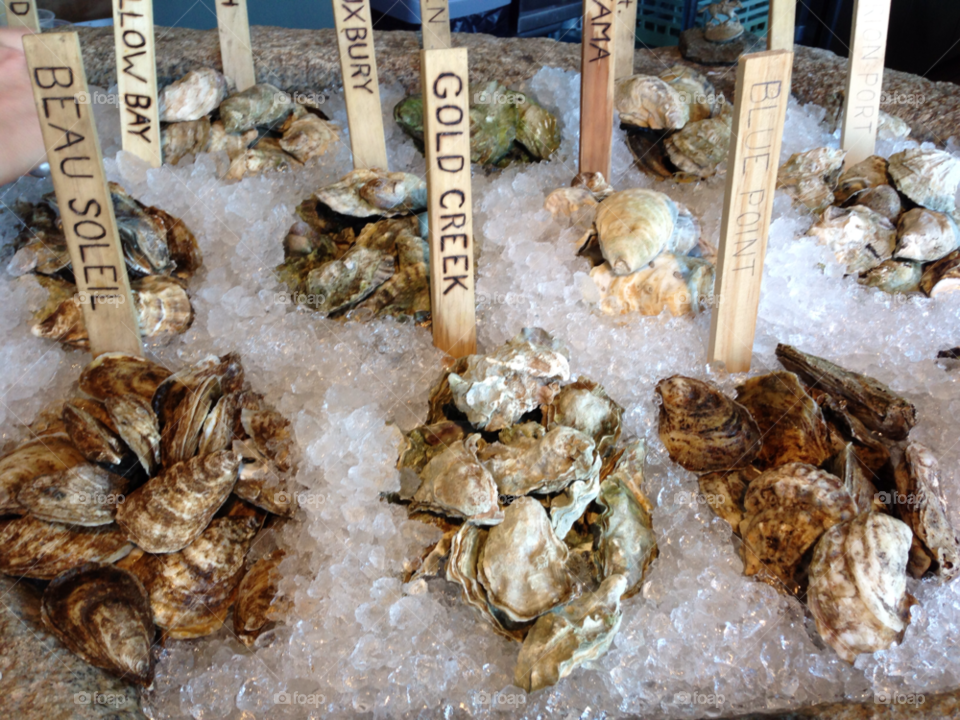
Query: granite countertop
74 25 960 146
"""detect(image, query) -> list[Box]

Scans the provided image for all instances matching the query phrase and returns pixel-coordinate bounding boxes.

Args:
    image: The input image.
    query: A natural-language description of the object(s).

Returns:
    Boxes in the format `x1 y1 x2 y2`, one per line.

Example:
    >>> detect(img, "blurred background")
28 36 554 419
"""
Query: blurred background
19 0 960 81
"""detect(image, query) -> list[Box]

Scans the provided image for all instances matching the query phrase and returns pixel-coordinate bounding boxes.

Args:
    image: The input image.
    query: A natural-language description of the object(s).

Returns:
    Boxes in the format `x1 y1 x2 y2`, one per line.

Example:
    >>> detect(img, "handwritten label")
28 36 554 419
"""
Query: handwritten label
215 0 256 91
111 0 161 166
579 0 616 176
420 0 451 50
22 32 142 358
708 50 792 373
614 0 637 79
7 0 40 31
333 0 388 170
421 47 476 358
840 0 892 165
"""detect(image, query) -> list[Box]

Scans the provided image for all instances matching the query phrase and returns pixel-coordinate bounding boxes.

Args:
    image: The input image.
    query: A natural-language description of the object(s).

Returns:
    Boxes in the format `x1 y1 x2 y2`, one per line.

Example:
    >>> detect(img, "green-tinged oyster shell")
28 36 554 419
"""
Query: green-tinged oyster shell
542 378 623 459
304 245 395 316
858 259 923 294
515 101 560 160
219 83 295 133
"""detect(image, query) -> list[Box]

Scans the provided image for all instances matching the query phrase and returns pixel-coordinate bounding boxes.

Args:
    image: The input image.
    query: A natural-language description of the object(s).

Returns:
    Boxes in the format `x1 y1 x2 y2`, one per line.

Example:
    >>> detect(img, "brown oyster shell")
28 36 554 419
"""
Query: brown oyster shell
0 516 132 579
834 155 890 205
0 434 87 515
234 549 290 646
825 443 884 515
397 421 469 475
133 275 195 339
41 563 155 685
17 463 129 526
777 147 846 212
655 376 761 472
232 438 298 516
198 392 240 456
62 400 127 466
161 374 222 466
410 434 503 525
104 394 162 476
79 353 172 402
241 407 295 473
853 184 903 224
698 465 761 533
919 248 960 297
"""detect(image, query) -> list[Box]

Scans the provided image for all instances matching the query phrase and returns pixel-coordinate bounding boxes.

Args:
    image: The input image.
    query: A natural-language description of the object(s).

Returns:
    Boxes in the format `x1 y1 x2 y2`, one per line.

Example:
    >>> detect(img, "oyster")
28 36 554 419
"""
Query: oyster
158 67 228 122
775 344 917 441
161 374 221 466
698 466 761 532
658 65 718 122
314 169 427 218
278 111 339 163
234 549 290 646
858 258 922 294
41 563 155 684
303 245 395 316
153 353 242 435
595 189 681 275
826 443 883 514
516 100 561 161
542 378 623 459
207 119 258 155
17 464 128 526
663 109 733 179
79 352 172 402
232 439 297 516
111 185 174 276
834 155 890 205
853 184 903 224
199 392 240 456
410 435 503 525
161 117 212 164
894 443 960 580
777 147 846 213
590 252 714 317
134 275 194 339
544 187 599 232
514 574 627 692
0 516 132 579
0 434 87 515
104 395 162 476
224 138 302 181
919 249 960 296
116 450 240 553
877 111 911 140
219 83 294 133
448 328 570 431
734 371 833 470
480 425 598 496
477 497 575 623
550 467 600 540
28 275 87 348
593 440 657 596
739 463 857 592
397 421 468 475
808 512 914 663
615 75 688 130
655 376 761 472
887 147 960 214
806 205 896 274
894 208 960 263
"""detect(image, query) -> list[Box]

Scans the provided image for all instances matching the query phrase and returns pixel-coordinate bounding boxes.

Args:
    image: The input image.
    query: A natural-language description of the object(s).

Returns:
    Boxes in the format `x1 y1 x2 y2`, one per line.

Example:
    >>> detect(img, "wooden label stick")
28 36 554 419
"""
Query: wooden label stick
840 0 892 166
7 0 40 31
767 0 796 51
215 0 256 91
420 0 451 50
421 48 476 358
111 0 161 167
22 32 143 358
708 50 792 373
614 0 637 79
333 0 388 171
579 0 616 177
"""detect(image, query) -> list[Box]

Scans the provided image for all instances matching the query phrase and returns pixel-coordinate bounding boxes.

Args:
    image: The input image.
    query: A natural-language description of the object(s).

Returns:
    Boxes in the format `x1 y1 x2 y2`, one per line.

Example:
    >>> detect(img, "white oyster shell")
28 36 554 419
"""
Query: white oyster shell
480 425 598 496
894 208 960 263
158 68 228 123
411 434 503 525
807 205 897 274
590 252 714 317
614 75 688 130
595 189 684 275
315 169 428 218
888 148 960 214
777 147 847 213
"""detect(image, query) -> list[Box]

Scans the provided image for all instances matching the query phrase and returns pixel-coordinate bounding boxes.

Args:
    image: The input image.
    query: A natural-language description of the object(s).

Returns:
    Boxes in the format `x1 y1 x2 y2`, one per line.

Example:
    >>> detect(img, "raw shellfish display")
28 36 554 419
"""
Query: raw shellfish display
393 329 657 690
656 342 958 663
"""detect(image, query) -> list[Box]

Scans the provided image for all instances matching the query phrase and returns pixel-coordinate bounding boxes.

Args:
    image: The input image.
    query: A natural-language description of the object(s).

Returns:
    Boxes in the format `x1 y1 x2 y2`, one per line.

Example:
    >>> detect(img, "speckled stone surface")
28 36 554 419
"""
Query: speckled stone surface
73 25 960 146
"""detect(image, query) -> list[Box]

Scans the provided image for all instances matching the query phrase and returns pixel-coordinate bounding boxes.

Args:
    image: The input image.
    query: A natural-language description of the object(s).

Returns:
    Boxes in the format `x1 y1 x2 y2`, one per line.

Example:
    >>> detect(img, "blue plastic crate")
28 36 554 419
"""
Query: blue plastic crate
635 0 769 49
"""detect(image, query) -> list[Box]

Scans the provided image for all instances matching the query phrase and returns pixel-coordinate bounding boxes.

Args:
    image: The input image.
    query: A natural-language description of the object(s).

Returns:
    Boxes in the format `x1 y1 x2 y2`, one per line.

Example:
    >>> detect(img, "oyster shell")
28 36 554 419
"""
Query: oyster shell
104 395 162 476
79 352 172 402
278 111 339 163
480 425 598 496
516 100 561 160
739 463 857 592
153 353 242 438
595 189 682 275
590 252 715 316
658 65 718 122
28 275 87 349
698 466 761 532
858 258 922 294
593 440 657 596
777 147 846 213
17 464 128 526
219 83 294 133
615 75 688 130
550 466 600 540
134 275 194 339
477 497 576 623
514 573 627 692
894 443 960 580
894 208 960 263
877 111 911 140
111 185 174 276
775 344 917 441
448 328 570 431
410 435 503 525
734 371 833 470
0 516 132 579
825 443 883 514
542 378 623 459
161 374 221 466
158 67 228 122
398 421 468 475
225 137 302 181
232 439 297 516
198 392 240 457
303 245 395 316
315 169 427 218
207 119 258 155
234 549 290 646
834 155 890 205
888 147 960 214
655 376 761 472
806 205 896 274
161 117 212 164
41 563 155 684
808 512 914 663
663 110 732 179
115 450 240 553
919 249 960 296
853 184 903 224
0 434 88 515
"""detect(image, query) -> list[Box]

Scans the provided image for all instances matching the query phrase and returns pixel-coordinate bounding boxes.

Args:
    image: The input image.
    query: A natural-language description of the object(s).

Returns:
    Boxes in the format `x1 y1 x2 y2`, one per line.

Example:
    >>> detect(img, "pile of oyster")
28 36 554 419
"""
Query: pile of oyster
616 65 733 181
158 67 339 179
545 172 715 317
657 343 959 662
7 184 201 350
779 146 960 297
394 80 560 168
0 352 293 684
392 328 658 691
276 168 431 321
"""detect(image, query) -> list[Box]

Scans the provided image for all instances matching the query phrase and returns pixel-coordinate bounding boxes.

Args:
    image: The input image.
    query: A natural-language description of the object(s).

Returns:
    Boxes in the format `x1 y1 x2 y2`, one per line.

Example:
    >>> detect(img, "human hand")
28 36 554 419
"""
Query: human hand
0 27 45 186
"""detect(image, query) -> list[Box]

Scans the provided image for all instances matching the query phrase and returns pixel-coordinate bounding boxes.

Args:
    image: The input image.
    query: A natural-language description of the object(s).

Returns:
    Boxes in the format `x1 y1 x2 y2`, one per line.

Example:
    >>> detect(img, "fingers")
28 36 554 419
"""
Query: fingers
0 26 35 51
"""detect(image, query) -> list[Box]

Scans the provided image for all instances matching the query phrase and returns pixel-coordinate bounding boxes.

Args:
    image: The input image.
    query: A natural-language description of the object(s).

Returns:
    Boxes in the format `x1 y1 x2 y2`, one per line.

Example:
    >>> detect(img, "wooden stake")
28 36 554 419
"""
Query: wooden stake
7 0 40 31
421 47 476 358
420 0 451 50
708 50 793 373
22 32 143 358
579 0 616 177
767 0 796 51
112 0 161 167
840 0 892 166
333 0 388 171
215 0 256 91
614 0 637 79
